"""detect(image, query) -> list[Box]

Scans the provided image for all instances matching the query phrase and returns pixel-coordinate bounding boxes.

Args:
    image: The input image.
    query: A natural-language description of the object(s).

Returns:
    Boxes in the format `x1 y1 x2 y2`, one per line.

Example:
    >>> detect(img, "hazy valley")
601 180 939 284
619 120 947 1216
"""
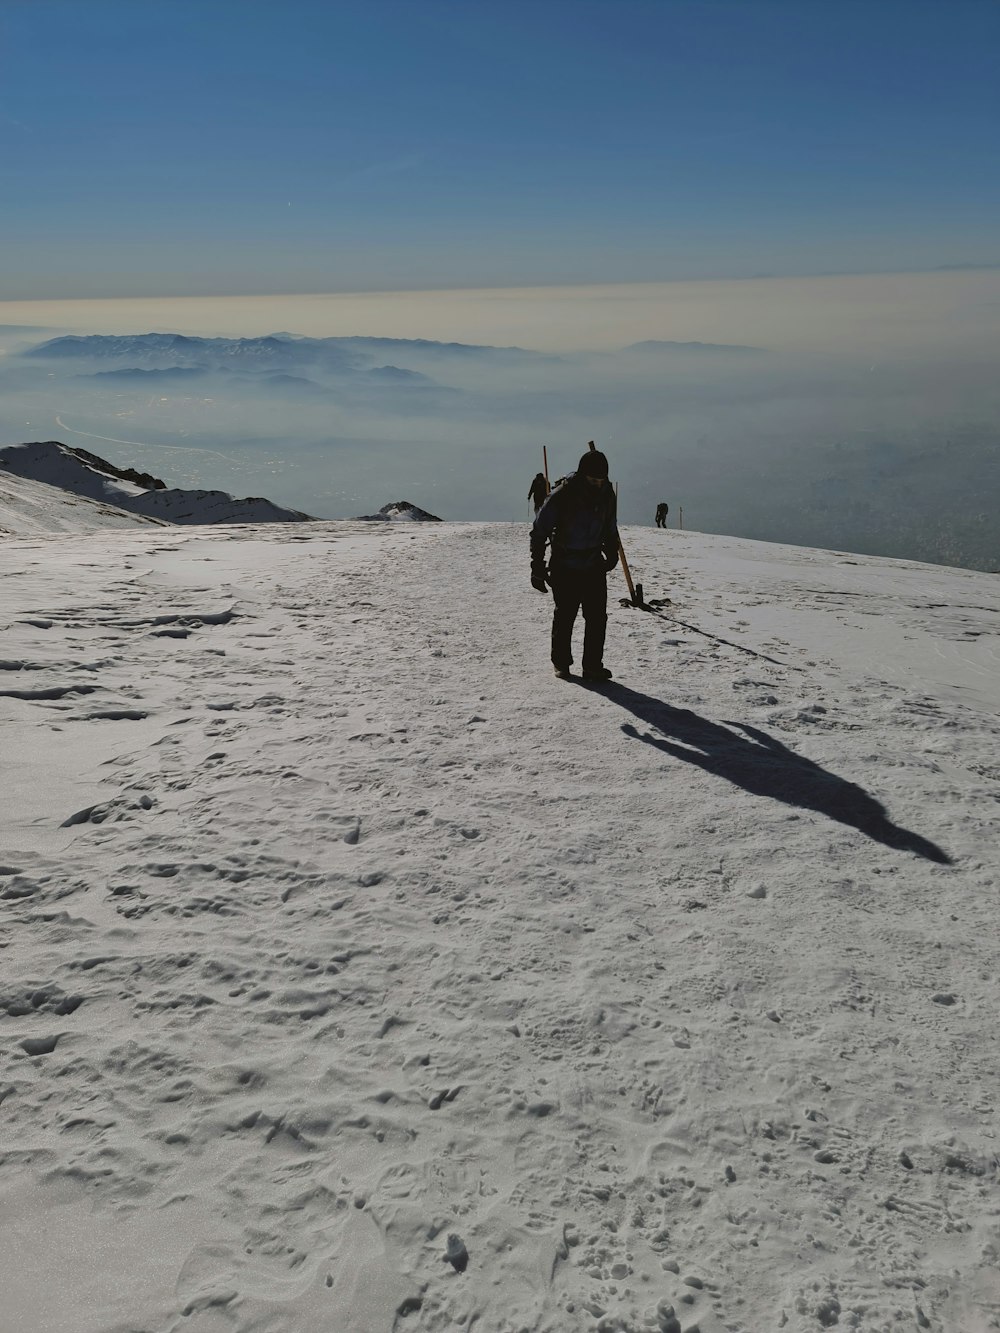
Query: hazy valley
2 324 998 571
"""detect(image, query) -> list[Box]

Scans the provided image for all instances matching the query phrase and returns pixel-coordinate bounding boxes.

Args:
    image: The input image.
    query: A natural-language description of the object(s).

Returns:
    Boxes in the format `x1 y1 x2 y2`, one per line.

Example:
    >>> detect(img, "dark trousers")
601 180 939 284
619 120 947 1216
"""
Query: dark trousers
550 567 607 671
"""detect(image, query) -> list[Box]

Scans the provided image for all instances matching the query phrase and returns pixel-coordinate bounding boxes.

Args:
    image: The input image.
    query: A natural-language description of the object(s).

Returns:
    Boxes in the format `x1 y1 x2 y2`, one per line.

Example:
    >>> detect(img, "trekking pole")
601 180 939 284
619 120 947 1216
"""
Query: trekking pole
617 534 642 606
592 441 642 606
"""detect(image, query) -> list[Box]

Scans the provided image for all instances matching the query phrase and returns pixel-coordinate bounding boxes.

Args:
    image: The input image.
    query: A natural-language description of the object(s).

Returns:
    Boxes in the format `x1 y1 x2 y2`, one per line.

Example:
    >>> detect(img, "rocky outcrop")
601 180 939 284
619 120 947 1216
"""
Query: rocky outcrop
354 501 443 522
61 444 167 490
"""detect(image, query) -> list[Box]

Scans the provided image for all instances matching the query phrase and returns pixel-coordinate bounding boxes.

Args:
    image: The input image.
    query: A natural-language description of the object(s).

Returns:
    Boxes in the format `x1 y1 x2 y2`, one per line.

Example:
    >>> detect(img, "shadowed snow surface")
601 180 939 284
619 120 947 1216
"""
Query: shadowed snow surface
1 520 998 1333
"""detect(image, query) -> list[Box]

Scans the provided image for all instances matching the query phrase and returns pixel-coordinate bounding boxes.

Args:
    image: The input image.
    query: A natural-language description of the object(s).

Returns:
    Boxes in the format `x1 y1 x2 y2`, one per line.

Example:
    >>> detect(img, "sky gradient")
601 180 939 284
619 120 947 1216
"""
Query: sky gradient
3 0 999 300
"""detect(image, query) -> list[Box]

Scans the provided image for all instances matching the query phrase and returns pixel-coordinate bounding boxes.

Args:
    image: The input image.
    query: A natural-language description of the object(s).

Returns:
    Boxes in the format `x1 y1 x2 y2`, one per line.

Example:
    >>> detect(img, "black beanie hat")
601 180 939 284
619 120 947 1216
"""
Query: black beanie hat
578 449 609 478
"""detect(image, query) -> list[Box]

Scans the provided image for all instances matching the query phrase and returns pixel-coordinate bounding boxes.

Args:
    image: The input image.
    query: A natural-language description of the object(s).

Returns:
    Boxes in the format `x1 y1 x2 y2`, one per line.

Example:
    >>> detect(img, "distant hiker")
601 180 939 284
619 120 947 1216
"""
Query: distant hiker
530 448 619 681
528 472 549 513
655 501 668 528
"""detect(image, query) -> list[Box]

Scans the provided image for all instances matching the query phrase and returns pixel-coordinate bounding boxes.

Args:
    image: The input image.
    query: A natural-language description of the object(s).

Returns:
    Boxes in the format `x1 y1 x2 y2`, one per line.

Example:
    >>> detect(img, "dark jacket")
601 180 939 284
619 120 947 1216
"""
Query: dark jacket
531 473 620 574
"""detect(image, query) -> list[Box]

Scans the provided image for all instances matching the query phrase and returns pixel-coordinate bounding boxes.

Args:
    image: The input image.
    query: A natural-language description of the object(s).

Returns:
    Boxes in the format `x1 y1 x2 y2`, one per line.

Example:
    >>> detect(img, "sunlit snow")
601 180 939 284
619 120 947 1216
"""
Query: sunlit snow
2 501 998 1332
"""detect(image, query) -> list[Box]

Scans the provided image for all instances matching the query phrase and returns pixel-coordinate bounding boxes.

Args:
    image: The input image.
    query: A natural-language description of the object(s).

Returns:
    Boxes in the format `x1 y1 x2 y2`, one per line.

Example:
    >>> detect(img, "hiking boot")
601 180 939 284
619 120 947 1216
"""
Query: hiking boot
582 665 613 682
553 664 573 679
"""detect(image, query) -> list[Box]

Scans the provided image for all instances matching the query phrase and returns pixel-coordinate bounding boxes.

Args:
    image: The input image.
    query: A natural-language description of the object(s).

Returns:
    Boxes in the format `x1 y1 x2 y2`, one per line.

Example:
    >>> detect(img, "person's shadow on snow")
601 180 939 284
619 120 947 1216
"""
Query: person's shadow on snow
599 683 951 864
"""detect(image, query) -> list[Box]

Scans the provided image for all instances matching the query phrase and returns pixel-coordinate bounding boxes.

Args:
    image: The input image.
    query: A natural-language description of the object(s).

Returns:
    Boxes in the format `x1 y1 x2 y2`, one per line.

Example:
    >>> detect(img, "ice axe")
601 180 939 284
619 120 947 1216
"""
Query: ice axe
588 440 643 606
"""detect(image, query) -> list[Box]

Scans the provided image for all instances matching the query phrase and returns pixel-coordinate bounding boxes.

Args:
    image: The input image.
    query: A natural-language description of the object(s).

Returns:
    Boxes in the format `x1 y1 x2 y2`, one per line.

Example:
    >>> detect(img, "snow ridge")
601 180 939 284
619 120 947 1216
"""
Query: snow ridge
0 468 170 535
0 440 314 528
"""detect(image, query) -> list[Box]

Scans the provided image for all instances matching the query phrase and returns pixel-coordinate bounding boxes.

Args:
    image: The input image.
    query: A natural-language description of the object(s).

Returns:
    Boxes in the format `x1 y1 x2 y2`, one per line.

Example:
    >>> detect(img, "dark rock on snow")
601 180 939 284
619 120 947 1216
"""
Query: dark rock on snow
354 501 442 522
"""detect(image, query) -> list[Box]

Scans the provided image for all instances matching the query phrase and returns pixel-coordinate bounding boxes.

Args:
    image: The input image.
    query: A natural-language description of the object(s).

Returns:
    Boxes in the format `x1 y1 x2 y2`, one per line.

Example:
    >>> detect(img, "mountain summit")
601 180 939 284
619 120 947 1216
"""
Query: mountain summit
354 500 442 522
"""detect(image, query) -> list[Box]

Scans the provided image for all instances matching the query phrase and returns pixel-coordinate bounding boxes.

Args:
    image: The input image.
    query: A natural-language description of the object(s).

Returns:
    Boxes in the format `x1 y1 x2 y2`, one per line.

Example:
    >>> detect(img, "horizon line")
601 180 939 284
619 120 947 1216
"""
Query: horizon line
3 261 1000 307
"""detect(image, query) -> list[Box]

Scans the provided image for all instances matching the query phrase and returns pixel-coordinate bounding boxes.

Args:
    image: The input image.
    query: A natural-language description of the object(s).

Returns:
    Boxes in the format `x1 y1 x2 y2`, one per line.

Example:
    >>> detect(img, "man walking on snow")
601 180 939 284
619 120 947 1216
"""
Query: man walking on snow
530 447 619 681
528 471 549 513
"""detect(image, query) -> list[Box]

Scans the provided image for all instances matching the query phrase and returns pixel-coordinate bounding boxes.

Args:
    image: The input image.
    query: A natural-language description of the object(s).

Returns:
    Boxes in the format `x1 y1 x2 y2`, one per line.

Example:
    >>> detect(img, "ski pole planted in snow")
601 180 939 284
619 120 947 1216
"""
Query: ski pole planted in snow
591 441 642 606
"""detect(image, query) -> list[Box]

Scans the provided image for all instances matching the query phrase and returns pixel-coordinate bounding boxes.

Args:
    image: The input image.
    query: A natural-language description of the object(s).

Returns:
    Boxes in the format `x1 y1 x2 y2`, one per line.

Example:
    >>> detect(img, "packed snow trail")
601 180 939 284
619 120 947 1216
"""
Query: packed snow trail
1 521 999 1333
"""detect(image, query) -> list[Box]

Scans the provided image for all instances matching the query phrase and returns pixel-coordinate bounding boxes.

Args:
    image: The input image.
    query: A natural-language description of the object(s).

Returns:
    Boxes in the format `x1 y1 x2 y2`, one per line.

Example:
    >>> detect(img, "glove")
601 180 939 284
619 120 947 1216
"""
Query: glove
530 570 548 593
603 553 619 572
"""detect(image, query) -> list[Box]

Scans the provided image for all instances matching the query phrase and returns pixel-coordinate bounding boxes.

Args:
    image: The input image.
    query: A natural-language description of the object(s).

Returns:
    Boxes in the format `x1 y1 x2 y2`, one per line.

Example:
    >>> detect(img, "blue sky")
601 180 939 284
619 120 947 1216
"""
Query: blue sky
3 0 999 298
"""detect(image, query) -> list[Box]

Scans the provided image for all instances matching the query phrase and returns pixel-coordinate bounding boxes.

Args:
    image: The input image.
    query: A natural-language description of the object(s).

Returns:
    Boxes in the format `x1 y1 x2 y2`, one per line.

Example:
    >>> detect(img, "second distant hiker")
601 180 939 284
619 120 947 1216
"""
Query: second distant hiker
528 472 549 513
530 448 620 681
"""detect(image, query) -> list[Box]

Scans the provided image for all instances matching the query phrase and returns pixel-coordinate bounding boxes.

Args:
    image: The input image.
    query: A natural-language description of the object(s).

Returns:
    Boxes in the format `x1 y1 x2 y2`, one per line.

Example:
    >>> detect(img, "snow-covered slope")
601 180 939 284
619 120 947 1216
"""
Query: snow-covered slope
126 486 315 525
2 522 998 1333
0 467 170 534
0 440 314 527
0 440 151 505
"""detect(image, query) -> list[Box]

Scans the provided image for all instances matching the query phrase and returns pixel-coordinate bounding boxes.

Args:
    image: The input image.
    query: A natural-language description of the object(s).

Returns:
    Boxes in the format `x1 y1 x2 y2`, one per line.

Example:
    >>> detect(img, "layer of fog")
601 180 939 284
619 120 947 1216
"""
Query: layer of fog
2 269 998 354
1 319 998 572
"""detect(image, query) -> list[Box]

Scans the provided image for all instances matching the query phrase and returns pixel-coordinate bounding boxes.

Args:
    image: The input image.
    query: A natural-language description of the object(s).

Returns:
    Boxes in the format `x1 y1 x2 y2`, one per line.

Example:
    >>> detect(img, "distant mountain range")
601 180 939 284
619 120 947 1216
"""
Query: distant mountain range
27 332 357 372
21 332 763 385
22 332 551 380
